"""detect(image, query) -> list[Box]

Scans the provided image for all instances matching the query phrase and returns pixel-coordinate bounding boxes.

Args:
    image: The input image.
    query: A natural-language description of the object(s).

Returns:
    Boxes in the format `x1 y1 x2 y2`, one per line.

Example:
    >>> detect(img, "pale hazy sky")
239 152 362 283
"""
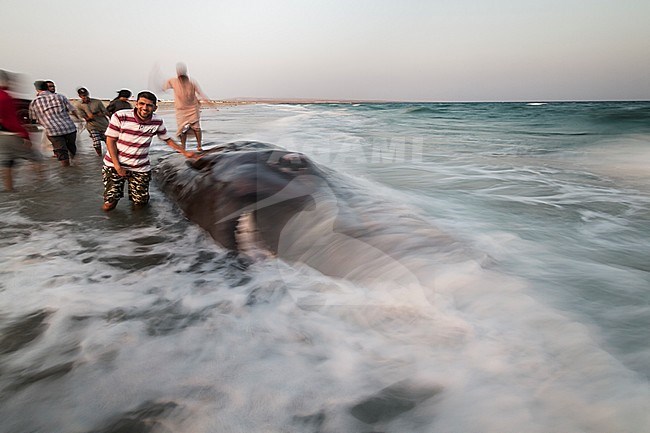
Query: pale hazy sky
2 0 649 101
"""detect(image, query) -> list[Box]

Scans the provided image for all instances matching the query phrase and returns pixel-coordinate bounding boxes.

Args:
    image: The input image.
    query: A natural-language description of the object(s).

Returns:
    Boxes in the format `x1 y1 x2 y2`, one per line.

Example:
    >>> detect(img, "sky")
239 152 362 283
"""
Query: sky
1 0 649 101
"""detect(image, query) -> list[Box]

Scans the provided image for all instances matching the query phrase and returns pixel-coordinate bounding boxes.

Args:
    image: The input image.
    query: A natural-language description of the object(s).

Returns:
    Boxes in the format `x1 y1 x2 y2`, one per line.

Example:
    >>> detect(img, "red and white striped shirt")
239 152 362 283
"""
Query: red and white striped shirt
104 108 171 172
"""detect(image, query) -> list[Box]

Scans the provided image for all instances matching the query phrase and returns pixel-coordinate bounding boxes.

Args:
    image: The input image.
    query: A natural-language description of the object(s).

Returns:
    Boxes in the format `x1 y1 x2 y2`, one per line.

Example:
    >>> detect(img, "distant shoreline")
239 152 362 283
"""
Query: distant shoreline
68 98 650 107
68 98 390 108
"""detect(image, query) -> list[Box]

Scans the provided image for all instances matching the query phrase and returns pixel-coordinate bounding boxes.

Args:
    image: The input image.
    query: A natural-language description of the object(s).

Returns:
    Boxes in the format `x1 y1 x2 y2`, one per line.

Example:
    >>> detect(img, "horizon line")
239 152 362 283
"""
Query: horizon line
64 97 650 104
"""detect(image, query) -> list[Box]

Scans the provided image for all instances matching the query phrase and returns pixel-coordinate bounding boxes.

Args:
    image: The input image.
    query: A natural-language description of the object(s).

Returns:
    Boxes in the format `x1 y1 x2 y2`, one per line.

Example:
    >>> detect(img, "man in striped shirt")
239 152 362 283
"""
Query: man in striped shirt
102 90 195 211
28 80 80 166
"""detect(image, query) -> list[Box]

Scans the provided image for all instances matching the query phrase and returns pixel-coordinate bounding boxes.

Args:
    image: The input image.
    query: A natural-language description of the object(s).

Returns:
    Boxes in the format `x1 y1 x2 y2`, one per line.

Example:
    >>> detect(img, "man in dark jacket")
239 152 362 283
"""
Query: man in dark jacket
107 89 132 117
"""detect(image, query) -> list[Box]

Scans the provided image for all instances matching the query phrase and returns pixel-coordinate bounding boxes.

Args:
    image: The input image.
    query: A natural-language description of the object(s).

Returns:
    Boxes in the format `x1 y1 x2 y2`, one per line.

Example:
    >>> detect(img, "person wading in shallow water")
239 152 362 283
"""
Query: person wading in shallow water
107 89 132 117
163 62 209 151
101 90 196 211
0 70 43 191
76 87 110 156
28 80 80 166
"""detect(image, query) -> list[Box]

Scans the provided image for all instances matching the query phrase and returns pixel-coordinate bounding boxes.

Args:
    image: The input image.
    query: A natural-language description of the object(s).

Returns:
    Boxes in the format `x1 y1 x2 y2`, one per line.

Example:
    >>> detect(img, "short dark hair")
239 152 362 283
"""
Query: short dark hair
77 87 89 96
34 80 49 91
117 89 132 98
137 91 158 104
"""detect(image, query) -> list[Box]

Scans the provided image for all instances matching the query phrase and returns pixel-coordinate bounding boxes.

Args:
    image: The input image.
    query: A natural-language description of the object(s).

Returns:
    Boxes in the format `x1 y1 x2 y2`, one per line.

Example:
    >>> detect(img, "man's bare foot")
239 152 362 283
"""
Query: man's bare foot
102 201 117 211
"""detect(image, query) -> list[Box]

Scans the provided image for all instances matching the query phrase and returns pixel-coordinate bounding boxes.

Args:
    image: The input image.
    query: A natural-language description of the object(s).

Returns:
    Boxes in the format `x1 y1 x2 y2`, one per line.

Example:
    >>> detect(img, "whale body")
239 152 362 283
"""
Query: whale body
154 141 477 293
154 141 328 251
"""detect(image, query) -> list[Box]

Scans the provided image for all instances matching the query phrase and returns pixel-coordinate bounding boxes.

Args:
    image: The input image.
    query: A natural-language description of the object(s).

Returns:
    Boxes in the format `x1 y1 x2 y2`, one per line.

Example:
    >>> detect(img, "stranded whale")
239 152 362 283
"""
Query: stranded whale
153 141 479 294
154 141 326 252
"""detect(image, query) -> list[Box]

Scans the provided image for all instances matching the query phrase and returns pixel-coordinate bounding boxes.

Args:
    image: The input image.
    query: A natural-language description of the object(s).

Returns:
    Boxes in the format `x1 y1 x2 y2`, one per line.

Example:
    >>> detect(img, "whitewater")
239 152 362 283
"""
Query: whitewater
1 101 649 432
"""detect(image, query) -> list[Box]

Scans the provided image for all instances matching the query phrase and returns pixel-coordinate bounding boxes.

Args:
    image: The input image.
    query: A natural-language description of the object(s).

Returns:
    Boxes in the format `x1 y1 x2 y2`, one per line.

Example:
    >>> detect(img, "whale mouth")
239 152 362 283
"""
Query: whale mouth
235 211 274 261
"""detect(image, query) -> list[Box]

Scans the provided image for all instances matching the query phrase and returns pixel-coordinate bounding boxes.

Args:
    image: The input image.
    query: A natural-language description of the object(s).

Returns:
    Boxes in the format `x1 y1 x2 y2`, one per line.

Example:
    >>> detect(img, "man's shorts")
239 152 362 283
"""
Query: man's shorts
48 131 77 161
0 133 43 168
176 119 201 137
88 129 106 152
102 166 152 205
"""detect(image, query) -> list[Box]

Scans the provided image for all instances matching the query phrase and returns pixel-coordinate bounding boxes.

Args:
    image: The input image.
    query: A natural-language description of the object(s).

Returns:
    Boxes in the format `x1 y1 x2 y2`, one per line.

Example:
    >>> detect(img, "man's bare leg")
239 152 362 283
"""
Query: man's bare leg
180 132 187 150
194 129 203 151
2 167 13 192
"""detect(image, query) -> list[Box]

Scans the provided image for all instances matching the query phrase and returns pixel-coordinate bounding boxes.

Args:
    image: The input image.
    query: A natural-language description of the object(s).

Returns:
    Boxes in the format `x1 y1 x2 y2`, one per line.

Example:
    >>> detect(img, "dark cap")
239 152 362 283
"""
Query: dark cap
77 87 89 96
117 89 132 98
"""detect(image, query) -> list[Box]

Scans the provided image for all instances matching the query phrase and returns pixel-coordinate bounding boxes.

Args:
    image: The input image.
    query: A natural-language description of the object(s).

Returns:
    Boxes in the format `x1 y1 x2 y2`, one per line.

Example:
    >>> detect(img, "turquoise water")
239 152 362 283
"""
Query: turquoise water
1 102 649 432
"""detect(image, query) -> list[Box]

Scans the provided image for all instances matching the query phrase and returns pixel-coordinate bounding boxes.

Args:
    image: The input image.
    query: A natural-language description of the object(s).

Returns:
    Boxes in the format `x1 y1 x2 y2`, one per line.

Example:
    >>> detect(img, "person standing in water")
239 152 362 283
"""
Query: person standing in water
163 62 209 151
29 80 79 166
0 70 43 191
102 91 196 211
76 87 110 156
107 89 132 117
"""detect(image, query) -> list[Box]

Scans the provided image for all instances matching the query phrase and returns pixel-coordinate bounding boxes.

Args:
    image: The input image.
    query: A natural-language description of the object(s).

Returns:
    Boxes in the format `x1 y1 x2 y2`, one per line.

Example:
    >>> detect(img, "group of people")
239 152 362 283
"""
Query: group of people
0 63 209 213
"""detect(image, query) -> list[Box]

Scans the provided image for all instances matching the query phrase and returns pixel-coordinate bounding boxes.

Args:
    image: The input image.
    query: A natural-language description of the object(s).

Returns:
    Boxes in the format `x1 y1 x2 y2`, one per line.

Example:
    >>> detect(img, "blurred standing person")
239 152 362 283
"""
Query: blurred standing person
76 87 109 156
0 70 42 191
163 62 209 151
107 89 132 117
29 80 79 166
41 80 61 153
102 91 195 211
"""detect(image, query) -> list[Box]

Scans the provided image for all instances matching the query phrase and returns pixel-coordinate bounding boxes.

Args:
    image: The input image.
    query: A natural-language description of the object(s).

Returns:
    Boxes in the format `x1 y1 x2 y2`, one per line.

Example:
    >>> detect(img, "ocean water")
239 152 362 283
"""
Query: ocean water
1 101 649 432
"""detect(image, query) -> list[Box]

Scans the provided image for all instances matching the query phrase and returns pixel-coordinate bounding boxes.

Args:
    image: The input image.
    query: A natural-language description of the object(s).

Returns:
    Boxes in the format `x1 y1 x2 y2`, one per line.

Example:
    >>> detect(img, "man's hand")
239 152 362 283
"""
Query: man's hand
114 165 127 177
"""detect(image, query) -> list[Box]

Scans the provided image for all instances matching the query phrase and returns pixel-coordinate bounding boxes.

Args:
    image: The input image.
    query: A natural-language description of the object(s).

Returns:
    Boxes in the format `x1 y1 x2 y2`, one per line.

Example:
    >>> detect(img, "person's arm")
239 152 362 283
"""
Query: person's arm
28 101 39 124
98 101 109 118
164 137 196 158
76 104 91 121
193 80 209 103
63 95 82 120
106 136 126 176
